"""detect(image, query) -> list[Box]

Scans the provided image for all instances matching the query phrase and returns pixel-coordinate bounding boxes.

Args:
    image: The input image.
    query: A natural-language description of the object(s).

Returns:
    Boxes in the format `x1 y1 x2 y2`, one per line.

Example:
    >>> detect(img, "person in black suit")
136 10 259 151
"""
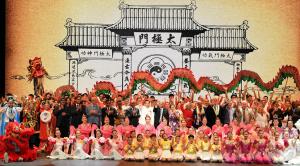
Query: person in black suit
54 98 71 137
125 101 140 127
101 99 117 126
153 101 169 128
70 97 86 128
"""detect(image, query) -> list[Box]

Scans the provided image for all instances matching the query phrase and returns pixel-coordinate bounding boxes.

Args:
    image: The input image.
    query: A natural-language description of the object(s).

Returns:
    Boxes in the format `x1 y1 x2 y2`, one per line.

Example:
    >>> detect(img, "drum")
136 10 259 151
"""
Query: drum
40 111 51 123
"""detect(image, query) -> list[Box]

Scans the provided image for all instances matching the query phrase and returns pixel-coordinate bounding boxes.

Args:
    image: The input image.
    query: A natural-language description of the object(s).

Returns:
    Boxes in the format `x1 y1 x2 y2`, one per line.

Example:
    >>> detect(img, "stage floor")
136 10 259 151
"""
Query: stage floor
0 159 270 166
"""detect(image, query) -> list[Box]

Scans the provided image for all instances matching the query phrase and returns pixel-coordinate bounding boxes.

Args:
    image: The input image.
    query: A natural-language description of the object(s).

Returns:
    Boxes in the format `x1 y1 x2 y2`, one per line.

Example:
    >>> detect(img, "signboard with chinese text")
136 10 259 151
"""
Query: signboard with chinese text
134 32 181 46
78 49 113 59
199 51 234 61
69 59 78 89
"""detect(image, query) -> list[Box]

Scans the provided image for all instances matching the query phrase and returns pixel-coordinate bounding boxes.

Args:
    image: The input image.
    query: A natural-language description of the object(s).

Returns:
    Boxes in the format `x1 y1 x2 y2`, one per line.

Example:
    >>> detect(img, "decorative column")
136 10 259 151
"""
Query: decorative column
122 47 133 90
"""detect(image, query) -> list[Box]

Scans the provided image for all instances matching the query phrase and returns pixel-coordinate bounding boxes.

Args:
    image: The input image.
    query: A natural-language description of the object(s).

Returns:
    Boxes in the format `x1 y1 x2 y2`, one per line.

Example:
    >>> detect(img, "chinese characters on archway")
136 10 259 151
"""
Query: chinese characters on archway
135 32 181 46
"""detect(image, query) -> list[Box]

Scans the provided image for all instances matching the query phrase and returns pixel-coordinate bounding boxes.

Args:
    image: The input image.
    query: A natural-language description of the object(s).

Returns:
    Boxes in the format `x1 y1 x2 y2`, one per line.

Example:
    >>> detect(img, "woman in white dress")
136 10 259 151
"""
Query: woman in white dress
282 129 297 162
71 130 91 160
287 120 300 164
47 128 69 159
269 131 285 164
108 129 123 160
90 129 105 160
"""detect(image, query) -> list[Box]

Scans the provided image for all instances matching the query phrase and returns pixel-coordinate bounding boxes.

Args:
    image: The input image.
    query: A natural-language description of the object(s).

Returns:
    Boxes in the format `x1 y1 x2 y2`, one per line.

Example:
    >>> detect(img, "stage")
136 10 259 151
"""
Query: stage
0 159 266 166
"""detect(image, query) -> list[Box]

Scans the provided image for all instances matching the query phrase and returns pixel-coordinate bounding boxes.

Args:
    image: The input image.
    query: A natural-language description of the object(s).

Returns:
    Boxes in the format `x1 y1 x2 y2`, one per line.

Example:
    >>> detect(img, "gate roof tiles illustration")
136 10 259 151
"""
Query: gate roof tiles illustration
56 1 256 53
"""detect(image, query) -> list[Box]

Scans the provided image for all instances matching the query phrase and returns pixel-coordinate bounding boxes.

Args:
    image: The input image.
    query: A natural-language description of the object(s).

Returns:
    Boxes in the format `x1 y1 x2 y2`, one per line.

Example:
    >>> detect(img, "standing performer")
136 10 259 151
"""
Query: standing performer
0 99 22 136
39 102 56 151
27 57 48 96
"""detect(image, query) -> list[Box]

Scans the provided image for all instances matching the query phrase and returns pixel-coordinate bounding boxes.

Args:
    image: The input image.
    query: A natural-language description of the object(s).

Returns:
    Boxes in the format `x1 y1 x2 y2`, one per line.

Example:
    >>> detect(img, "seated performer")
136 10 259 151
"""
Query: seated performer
123 137 135 161
143 129 151 159
222 131 237 163
159 133 172 161
199 131 211 162
90 129 105 160
253 128 271 164
70 130 91 160
77 114 94 154
210 132 223 162
269 131 285 164
239 130 253 163
171 135 184 161
148 134 159 161
196 129 204 160
47 128 69 159
133 134 144 161
108 129 123 160
136 115 156 135
184 135 198 162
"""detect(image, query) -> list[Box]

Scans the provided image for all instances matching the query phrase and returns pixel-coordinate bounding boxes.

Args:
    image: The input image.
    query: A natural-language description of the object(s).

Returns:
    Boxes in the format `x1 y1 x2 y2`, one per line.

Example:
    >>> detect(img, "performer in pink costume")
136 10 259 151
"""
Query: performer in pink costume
253 128 272 164
77 115 94 154
136 115 155 135
239 130 253 163
212 118 223 137
222 131 237 163
100 117 113 156
116 117 135 140
156 117 172 137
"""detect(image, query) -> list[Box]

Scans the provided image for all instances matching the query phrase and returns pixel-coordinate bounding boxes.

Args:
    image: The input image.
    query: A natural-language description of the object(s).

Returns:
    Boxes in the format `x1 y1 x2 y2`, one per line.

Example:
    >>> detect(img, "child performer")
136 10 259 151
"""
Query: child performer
109 129 123 160
253 128 271 164
143 129 151 159
47 128 69 159
210 132 223 162
269 131 285 164
184 135 198 162
171 135 184 161
71 130 91 160
123 137 135 161
133 134 145 161
148 134 159 161
199 130 211 162
239 130 253 163
222 131 237 163
196 129 204 160
159 133 172 161
90 129 105 160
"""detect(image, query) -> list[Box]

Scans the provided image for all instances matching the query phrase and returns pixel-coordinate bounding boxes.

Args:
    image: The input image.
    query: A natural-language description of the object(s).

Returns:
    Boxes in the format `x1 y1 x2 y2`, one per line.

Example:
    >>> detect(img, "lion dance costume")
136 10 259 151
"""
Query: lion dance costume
0 122 37 162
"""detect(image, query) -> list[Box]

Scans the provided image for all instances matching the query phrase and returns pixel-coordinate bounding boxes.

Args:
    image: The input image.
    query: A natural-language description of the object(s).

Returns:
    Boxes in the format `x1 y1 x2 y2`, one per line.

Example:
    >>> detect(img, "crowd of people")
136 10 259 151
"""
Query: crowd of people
0 85 300 164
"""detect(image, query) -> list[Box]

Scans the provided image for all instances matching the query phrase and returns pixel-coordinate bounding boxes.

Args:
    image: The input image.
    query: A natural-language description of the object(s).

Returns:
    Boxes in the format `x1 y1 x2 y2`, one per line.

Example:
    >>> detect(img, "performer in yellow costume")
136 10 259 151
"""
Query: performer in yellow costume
159 133 172 161
171 135 184 161
123 137 135 161
184 135 198 162
148 134 159 161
